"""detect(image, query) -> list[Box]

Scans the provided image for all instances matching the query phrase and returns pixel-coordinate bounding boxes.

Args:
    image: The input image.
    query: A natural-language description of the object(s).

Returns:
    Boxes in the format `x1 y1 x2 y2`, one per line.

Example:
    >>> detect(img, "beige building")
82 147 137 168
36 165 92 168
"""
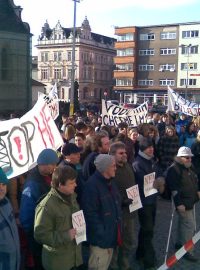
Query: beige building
36 17 116 104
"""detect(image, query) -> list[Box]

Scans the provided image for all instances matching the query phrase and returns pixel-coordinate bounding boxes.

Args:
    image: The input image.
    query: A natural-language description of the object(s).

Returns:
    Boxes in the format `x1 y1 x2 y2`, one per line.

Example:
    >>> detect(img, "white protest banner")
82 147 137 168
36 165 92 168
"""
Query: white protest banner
72 210 87 245
168 86 200 116
126 184 142 212
144 172 157 197
0 98 63 179
38 92 59 120
102 99 148 127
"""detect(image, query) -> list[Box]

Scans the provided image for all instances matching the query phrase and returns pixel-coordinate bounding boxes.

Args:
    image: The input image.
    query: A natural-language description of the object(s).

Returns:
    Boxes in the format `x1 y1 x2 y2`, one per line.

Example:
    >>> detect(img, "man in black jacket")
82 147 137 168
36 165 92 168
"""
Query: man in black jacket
166 146 200 262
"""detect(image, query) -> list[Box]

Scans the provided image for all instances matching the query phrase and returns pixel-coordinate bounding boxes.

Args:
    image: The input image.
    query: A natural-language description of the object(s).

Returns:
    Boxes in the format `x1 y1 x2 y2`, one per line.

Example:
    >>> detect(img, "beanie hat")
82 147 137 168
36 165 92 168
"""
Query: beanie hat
139 137 154 152
62 143 81 156
0 167 9 185
37 148 59 165
94 154 115 173
177 146 194 157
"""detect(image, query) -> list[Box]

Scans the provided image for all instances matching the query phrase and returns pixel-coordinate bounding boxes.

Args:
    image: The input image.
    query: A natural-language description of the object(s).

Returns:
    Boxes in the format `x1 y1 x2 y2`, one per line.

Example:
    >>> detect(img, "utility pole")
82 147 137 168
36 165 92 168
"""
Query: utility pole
70 0 80 115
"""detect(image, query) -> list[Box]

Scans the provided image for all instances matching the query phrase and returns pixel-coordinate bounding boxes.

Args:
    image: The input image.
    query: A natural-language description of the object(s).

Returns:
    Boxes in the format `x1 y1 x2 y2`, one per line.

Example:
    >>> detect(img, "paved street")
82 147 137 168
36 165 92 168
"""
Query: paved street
130 197 200 270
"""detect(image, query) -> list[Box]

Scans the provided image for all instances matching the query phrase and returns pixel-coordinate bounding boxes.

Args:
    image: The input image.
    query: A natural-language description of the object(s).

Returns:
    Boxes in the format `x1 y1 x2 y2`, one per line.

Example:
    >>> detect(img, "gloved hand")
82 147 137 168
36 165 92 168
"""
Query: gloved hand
153 177 165 194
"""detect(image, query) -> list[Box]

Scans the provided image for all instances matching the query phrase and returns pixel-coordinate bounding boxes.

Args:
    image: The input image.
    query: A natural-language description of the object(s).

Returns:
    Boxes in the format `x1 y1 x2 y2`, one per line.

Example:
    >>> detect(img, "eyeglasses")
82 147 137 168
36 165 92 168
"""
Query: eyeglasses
182 157 191 160
118 152 127 155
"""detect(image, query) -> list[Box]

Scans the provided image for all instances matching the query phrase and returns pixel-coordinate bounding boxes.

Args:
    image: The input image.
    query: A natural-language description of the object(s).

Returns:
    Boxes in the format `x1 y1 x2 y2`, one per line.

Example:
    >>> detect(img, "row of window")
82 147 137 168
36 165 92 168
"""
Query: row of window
116 78 197 86
41 51 112 64
117 46 199 57
41 68 112 81
138 63 198 71
139 30 199 41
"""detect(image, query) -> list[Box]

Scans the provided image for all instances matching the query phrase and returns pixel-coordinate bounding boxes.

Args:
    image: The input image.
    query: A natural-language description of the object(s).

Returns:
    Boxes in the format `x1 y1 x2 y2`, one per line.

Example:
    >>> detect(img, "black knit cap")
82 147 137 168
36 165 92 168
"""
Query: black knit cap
139 137 153 152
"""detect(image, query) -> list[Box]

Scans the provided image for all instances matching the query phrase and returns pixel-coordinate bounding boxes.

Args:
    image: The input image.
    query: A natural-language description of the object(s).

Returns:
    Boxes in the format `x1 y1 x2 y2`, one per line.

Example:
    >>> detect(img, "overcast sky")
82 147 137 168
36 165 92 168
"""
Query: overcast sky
14 0 200 55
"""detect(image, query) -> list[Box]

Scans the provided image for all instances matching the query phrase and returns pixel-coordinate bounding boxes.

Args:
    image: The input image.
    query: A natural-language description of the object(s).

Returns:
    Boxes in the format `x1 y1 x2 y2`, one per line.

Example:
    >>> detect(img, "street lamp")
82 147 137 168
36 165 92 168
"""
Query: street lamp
70 0 80 115
180 44 192 99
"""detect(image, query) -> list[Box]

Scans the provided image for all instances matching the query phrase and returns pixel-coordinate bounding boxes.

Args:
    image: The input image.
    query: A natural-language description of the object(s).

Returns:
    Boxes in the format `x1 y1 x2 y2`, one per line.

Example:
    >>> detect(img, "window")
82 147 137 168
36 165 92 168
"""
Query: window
181 45 198 54
117 48 134 56
41 69 48 80
116 79 133 86
117 33 134 41
160 32 176 40
138 80 154 86
159 79 175 86
54 68 62 79
138 64 154 71
159 64 175 71
181 63 197 70
180 79 197 86
116 64 133 71
182 30 199 38
160 48 176 55
67 51 72 61
54 51 62 62
41 52 48 62
68 69 72 79
1 48 9 80
140 33 155 40
139 49 154 56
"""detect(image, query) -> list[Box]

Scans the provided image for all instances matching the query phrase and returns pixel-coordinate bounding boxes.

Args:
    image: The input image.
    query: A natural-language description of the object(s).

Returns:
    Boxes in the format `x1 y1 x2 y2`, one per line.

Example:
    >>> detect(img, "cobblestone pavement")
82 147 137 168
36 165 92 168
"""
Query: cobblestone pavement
130 197 200 270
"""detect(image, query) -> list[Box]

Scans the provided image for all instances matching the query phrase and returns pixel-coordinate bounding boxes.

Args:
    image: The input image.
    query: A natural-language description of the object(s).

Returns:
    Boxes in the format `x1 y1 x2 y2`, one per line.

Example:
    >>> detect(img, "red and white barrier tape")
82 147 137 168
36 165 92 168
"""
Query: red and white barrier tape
157 230 200 270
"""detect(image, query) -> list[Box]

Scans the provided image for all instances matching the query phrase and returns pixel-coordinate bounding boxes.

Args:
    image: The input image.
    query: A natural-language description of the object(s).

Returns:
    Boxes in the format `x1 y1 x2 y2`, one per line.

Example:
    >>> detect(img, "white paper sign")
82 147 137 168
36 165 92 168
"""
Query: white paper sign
72 210 87 245
126 184 142 212
144 172 158 197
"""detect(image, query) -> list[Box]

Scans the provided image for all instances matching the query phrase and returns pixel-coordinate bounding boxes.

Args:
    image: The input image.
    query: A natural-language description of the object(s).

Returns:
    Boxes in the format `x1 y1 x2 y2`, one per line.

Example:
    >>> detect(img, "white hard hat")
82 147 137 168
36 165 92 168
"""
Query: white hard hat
177 146 194 157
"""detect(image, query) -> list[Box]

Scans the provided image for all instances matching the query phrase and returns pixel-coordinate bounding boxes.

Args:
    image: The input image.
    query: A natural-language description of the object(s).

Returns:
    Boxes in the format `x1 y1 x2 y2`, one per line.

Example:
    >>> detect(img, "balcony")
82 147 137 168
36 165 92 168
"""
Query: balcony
115 41 135 49
114 70 135 79
114 56 135 64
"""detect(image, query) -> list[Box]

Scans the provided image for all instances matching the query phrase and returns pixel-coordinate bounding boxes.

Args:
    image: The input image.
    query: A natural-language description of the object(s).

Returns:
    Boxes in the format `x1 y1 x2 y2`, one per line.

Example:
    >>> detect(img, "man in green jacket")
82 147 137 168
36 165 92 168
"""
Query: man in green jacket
34 165 83 270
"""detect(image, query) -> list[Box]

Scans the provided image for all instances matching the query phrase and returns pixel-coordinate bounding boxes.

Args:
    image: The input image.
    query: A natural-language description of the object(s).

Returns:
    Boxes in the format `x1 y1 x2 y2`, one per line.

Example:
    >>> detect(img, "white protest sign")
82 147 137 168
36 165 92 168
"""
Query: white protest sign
102 99 148 127
72 210 87 245
126 184 142 212
0 98 63 179
168 86 200 116
144 172 158 197
38 92 59 120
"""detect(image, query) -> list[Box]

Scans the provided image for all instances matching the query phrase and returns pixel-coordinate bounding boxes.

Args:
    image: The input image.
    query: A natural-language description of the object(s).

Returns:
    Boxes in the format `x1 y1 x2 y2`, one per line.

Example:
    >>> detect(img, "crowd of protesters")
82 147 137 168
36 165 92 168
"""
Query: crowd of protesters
1 108 200 270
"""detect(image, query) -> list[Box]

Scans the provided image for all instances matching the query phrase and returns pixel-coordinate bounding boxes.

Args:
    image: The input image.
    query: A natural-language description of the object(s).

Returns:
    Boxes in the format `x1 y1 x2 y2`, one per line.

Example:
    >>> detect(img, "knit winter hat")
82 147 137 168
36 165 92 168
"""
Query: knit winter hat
37 148 59 165
0 167 9 185
94 154 115 173
139 137 154 152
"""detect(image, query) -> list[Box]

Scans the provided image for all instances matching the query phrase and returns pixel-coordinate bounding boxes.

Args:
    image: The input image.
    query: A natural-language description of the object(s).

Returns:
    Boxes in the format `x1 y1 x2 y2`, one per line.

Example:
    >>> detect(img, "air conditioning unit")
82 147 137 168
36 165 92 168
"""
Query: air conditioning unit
159 67 164 72
170 68 175 72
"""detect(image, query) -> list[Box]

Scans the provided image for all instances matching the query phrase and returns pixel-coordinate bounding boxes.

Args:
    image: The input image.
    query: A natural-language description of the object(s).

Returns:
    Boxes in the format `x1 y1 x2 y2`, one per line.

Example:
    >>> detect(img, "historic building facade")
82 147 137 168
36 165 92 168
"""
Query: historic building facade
114 22 200 104
0 0 31 114
36 17 115 103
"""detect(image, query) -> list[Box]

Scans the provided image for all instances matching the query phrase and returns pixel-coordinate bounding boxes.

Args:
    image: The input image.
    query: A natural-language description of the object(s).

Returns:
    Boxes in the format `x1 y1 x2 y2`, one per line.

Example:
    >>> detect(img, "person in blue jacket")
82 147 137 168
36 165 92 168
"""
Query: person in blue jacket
20 149 58 270
82 154 122 270
0 167 20 270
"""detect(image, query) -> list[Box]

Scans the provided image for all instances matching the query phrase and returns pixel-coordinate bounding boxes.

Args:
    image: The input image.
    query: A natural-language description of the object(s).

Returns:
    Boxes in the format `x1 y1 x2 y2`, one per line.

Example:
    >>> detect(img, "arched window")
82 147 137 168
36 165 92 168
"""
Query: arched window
1 48 8 80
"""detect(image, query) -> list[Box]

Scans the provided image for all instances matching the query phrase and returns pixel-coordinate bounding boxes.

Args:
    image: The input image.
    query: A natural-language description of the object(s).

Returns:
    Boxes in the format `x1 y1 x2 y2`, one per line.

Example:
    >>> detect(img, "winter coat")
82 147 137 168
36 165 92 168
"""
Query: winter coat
191 140 200 177
132 152 163 205
157 135 180 170
0 197 20 270
20 167 51 232
82 170 122 248
166 158 200 210
34 188 82 270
